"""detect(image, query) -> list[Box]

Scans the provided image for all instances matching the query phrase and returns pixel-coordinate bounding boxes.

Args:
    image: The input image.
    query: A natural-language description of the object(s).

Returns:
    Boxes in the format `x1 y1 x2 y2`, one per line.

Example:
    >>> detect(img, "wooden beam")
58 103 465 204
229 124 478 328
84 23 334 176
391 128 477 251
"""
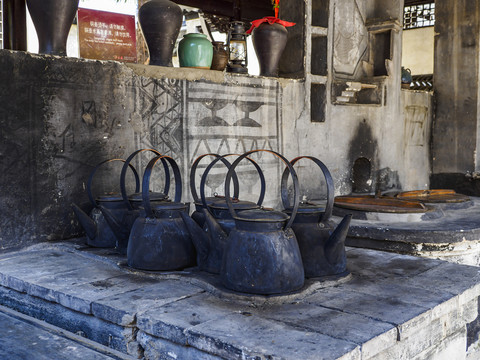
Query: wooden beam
233 0 241 19
173 0 273 21
241 4 273 20
404 0 434 6
173 0 234 17
3 0 27 51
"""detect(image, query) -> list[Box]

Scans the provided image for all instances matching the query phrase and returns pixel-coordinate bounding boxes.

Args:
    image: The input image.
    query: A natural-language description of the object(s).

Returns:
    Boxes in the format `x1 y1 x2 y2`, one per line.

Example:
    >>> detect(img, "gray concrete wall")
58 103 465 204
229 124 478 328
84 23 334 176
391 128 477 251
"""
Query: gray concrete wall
285 0 430 197
402 27 434 75
402 89 433 190
0 50 292 251
432 0 480 187
0 0 434 251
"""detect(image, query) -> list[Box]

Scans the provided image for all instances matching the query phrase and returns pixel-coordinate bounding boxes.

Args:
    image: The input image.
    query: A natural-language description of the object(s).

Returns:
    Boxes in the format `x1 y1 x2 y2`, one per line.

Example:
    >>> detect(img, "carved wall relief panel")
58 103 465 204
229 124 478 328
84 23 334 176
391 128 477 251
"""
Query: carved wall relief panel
133 77 185 176
333 0 368 78
185 81 283 204
405 105 429 147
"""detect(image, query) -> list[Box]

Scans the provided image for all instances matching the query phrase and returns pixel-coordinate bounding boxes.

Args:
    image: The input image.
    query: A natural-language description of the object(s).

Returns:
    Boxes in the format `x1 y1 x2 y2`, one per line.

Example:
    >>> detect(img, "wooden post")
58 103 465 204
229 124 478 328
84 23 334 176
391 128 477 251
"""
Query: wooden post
233 0 241 20
3 0 26 51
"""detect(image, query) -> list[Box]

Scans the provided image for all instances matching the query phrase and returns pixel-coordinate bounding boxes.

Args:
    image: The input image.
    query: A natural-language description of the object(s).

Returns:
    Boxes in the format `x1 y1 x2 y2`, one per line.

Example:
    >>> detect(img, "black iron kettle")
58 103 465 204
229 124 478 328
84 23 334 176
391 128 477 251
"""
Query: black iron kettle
127 155 196 271
100 148 170 253
72 158 140 248
219 150 305 295
181 153 265 274
282 156 351 278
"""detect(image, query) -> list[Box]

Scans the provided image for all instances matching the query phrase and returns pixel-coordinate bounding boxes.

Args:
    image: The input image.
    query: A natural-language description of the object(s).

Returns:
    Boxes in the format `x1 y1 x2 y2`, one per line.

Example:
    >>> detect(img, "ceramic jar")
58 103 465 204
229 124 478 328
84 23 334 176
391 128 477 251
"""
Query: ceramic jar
139 0 183 66
252 22 288 77
178 33 213 69
401 67 413 89
26 0 79 56
211 41 229 71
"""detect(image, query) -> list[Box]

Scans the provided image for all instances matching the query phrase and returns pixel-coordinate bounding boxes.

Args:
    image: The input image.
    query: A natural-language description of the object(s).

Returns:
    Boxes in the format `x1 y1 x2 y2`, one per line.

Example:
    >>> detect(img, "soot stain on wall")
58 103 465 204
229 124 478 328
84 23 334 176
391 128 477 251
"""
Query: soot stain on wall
348 120 378 193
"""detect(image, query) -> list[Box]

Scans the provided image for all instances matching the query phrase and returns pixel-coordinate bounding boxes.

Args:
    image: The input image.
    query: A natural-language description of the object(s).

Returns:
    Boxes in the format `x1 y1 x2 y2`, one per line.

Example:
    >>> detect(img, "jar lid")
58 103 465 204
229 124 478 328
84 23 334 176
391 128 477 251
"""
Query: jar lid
184 33 207 38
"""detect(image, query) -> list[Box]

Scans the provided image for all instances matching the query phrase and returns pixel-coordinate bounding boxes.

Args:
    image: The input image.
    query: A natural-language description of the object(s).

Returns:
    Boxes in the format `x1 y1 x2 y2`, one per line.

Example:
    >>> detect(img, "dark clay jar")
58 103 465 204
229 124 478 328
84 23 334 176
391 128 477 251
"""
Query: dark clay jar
26 0 79 56
252 22 288 77
211 41 229 71
139 0 183 67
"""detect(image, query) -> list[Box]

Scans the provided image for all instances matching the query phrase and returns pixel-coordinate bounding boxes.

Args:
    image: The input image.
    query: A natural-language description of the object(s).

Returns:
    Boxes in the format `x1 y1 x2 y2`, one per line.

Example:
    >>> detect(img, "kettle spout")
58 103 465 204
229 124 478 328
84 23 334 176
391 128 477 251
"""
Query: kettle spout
202 209 229 274
324 214 352 265
72 203 97 240
180 211 210 267
203 208 228 242
98 206 130 244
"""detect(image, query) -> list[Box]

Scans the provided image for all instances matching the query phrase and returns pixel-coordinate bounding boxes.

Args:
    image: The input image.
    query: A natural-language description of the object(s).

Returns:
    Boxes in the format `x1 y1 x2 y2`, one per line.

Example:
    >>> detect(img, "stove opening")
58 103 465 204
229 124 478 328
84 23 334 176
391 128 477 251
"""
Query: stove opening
352 157 372 193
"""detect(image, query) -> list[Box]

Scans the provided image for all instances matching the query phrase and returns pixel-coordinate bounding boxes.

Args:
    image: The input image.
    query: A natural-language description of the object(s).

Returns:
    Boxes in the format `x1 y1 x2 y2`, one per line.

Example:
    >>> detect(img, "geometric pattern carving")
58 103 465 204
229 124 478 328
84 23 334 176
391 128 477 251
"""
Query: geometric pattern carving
136 77 184 159
186 80 283 202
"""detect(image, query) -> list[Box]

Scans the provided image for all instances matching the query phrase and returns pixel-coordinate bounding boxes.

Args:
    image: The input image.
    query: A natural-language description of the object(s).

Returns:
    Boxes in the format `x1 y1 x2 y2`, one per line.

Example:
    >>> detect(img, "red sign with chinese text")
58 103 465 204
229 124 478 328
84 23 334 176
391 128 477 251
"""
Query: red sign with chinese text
78 8 137 63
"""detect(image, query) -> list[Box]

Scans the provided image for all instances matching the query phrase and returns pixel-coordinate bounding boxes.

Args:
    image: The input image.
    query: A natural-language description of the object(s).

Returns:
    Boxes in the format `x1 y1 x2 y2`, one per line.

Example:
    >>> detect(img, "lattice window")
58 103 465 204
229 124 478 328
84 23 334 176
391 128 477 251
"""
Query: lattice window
404 3 435 29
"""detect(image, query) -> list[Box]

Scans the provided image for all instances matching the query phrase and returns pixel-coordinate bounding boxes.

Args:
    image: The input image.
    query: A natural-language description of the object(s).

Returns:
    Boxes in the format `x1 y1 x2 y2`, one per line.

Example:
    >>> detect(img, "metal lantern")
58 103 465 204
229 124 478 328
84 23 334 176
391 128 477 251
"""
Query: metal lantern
226 21 248 74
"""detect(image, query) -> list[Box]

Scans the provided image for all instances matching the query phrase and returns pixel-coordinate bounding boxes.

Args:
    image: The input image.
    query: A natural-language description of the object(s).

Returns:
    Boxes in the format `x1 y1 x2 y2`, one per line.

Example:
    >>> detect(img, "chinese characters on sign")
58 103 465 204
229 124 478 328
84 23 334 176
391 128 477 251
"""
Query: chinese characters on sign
78 8 137 63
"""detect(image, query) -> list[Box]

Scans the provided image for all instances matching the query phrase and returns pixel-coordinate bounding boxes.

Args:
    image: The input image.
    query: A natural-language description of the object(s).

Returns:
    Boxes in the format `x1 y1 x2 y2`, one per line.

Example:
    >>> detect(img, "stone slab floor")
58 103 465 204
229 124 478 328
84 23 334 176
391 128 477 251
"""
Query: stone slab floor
0 240 480 360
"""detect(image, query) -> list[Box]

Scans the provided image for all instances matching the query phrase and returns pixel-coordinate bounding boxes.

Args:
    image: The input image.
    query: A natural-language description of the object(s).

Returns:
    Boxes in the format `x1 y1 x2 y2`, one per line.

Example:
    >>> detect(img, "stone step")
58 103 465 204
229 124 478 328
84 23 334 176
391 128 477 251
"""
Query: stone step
341 90 357 97
336 95 353 103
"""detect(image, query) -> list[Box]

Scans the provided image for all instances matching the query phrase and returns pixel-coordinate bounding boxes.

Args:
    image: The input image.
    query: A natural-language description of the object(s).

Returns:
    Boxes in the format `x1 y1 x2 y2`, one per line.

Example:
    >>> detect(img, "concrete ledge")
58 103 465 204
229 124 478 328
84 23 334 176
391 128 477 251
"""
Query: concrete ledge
0 286 136 354
0 242 479 359
125 63 300 88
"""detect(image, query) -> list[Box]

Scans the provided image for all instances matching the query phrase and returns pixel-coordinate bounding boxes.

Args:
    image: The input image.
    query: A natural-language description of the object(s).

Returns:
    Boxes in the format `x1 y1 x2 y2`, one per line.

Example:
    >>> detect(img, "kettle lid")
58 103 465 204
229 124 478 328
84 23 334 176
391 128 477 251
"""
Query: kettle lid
237 208 289 222
150 201 187 211
194 196 218 206
96 193 124 202
284 201 325 214
210 198 259 211
129 191 168 202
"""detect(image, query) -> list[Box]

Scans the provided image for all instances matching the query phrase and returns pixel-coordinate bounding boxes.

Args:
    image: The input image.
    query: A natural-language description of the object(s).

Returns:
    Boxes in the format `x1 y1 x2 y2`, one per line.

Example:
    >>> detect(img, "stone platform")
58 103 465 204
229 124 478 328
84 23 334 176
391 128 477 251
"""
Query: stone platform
335 197 480 265
1 240 480 359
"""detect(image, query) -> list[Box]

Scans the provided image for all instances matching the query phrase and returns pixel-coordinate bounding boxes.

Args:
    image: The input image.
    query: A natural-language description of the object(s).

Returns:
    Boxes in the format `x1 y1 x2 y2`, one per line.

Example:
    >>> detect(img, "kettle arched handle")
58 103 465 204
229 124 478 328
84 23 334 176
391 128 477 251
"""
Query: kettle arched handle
199 153 266 213
190 154 240 204
142 155 182 218
120 148 170 211
87 158 140 208
225 150 300 230
281 156 334 222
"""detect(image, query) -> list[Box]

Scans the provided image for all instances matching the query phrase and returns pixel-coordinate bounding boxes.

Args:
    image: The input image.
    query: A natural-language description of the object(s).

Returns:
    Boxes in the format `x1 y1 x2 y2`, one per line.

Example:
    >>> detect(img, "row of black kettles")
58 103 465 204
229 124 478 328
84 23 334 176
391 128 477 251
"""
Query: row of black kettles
72 149 352 295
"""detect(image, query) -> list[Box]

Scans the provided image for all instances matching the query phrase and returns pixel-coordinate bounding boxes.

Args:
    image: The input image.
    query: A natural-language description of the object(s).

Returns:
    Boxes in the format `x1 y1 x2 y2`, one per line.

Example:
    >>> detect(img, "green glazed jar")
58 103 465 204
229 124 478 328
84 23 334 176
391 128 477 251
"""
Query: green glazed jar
178 33 213 69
